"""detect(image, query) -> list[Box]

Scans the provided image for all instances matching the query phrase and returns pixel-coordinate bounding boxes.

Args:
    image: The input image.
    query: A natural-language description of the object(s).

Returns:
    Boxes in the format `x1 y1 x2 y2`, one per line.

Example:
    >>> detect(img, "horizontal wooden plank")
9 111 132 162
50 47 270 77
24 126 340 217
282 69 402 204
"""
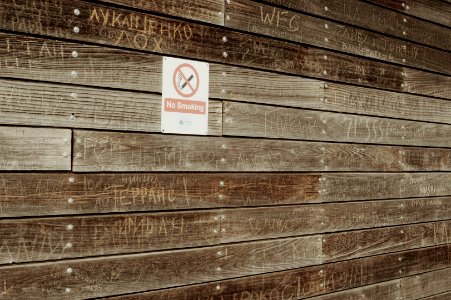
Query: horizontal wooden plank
403 68 451 100
72 130 451 172
0 79 222 134
2 172 450 217
307 280 401 300
401 267 451 299
97 0 224 25
0 211 221 264
223 197 451 243
420 291 451 300
323 220 451 261
0 32 163 92
101 245 451 299
309 266 451 300
0 79 222 135
223 101 451 147
367 0 451 28
225 0 451 75
324 82 451 124
0 126 71 170
0 173 321 217
320 173 451 201
263 0 451 51
0 236 324 299
1 0 407 92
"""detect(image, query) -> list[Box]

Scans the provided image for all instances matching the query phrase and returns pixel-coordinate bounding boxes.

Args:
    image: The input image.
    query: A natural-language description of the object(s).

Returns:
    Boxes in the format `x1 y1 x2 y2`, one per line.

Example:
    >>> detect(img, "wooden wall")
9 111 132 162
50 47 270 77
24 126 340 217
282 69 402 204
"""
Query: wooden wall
0 0 450 299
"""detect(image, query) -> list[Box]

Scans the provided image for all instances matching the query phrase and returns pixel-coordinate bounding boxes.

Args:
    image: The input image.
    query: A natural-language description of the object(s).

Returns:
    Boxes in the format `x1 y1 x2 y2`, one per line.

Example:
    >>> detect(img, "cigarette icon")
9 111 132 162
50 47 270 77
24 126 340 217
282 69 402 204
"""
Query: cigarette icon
181 74 194 89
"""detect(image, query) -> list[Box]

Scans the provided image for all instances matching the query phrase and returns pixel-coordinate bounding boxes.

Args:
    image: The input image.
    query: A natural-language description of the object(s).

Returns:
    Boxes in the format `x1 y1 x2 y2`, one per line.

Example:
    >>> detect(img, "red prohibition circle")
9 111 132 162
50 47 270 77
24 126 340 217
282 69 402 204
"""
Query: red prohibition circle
172 63 200 98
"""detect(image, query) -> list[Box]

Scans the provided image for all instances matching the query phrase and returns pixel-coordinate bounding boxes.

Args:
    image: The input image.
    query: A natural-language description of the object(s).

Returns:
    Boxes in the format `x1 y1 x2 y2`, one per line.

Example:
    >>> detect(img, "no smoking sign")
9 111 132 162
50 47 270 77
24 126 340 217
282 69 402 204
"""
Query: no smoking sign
161 57 209 135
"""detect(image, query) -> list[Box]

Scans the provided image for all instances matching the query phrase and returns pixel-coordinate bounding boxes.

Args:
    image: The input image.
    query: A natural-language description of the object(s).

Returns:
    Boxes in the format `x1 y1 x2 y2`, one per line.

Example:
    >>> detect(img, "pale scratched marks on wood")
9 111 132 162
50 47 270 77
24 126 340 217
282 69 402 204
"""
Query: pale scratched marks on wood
99 0 225 25
223 101 451 147
0 79 222 134
73 130 451 172
0 126 70 170
225 0 451 75
263 0 451 51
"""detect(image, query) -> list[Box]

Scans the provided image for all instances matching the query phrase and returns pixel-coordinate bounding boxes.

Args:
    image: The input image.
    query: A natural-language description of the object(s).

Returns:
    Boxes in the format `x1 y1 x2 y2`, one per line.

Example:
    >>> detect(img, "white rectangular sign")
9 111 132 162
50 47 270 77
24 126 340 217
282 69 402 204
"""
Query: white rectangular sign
161 57 209 135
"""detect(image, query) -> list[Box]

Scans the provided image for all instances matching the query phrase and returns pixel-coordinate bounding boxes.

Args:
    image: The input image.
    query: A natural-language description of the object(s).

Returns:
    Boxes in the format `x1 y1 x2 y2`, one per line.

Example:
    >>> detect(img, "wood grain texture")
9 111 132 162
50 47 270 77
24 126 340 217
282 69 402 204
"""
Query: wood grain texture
223 101 451 147
0 32 163 92
367 0 451 28
0 173 321 217
0 237 323 299
324 82 451 123
225 0 451 75
0 0 406 92
420 291 451 300
0 79 222 134
2 172 450 217
72 130 451 172
97 0 224 25
320 173 451 202
102 245 451 300
0 126 70 170
263 0 451 51
0 211 221 264
323 220 451 261
403 67 451 100
223 197 451 243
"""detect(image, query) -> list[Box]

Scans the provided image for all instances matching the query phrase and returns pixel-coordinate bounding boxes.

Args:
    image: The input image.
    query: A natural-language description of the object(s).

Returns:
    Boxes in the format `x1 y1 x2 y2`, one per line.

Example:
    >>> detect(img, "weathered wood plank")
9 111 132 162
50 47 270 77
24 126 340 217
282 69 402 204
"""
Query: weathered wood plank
323 220 451 261
102 245 451 300
0 211 220 264
403 68 451 100
223 197 451 243
0 236 324 299
97 0 224 25
0 79 222 135
320 173 451 202
2 172 450 217
0 32 163 92
401 267 451 299
73 130 451 172
367 0 451 28
0 126 71 170
223 101 451 147
225 0 451 75
420 291 451 300
307 280 402 300
323 82 451 124
263 0 451 51
0 173 321 217
0 0 406 92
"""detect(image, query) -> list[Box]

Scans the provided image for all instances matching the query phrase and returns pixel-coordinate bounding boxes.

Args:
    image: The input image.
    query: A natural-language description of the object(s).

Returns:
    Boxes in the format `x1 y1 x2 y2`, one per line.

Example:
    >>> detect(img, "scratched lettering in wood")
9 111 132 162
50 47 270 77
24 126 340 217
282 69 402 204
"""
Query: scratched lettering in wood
0 211 219 264
0 126 70 171
367 0 451 28
81 245 451 299
263 0 451 51
0 79 222 135
223 101 451 147
0 0 407 92
0 173 321 217
0 32 162 91
0 237 322 299
320 173 451 202
225 0 451 75
323 220 451 261
99 0 225 25
73 130 451 172
222 197 451 243
324 82 451 123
